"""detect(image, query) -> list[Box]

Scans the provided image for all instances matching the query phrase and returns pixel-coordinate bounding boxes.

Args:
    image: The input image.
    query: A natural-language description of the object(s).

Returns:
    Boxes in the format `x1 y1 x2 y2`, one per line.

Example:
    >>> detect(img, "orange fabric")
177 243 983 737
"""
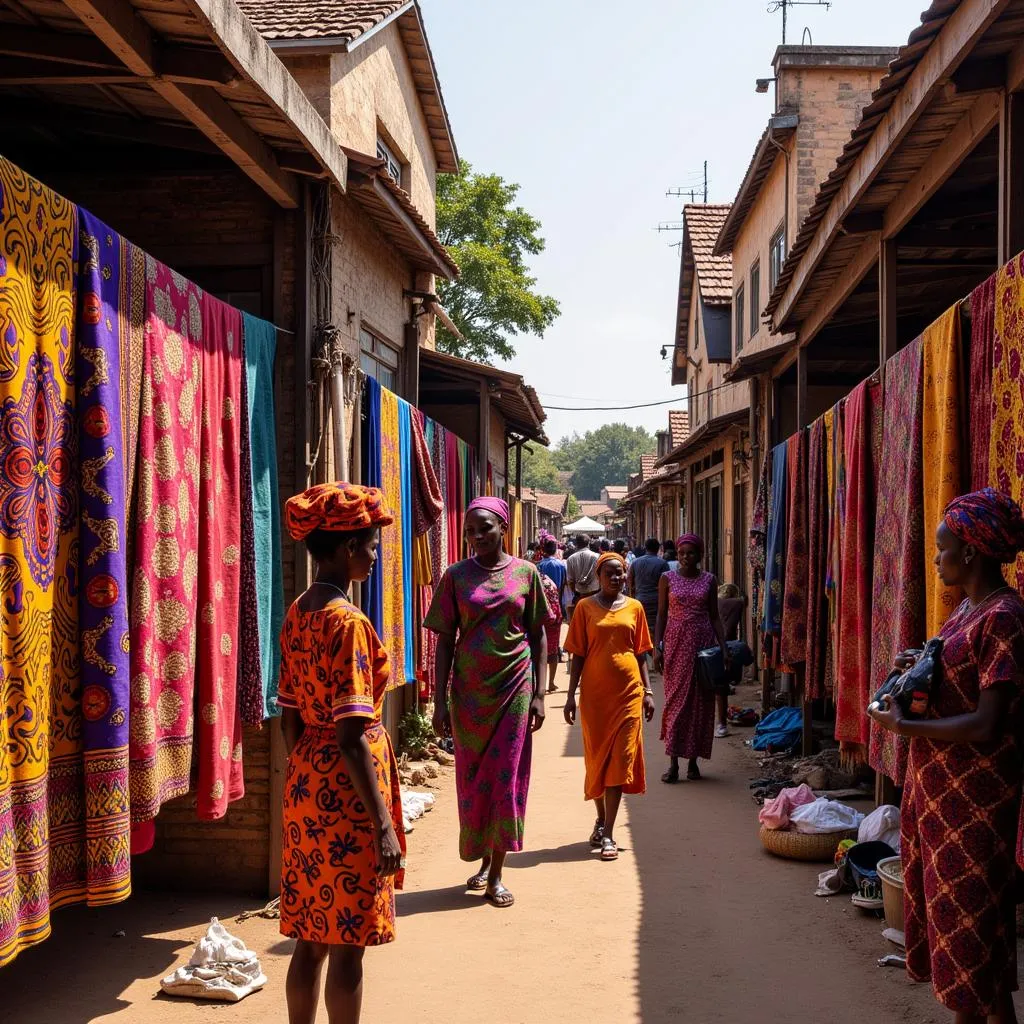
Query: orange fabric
285 482 393 540
275 599 405 945
563 597 652 801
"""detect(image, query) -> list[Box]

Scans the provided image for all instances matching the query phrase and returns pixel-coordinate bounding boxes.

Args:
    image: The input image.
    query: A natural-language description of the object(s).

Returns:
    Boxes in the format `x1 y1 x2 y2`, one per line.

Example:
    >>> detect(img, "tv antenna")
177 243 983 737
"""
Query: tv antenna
667 161 709 204
767 0 831 44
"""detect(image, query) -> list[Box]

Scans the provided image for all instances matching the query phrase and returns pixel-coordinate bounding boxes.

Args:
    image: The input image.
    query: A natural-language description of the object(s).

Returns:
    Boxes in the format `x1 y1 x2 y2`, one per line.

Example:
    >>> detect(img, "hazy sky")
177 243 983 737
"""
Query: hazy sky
422 0 927 445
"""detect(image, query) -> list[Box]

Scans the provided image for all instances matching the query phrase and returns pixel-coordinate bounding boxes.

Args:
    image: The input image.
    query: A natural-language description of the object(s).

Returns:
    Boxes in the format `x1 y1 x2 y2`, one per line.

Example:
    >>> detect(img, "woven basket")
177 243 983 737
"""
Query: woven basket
758 824 859 863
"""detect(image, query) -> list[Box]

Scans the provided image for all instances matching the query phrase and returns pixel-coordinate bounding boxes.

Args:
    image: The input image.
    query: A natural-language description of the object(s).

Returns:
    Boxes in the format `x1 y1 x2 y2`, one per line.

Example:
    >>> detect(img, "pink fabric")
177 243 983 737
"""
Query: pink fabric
467 496 509 524
758 783 816 829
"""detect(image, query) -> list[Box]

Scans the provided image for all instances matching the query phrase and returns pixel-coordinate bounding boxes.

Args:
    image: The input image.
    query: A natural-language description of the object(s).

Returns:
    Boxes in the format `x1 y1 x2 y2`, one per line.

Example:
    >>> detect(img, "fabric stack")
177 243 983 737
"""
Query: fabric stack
0 155 285 968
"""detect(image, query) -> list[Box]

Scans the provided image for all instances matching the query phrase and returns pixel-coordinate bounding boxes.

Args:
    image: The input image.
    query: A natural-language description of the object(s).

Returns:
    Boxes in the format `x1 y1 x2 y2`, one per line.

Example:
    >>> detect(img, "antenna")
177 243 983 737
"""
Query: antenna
666 161 709 203
766 0 830 44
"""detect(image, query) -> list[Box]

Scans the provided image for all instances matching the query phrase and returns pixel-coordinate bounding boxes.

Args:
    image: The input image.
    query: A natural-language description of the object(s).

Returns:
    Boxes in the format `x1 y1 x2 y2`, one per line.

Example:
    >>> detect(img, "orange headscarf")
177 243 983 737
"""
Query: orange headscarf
595 552 626 575
285 482 394 540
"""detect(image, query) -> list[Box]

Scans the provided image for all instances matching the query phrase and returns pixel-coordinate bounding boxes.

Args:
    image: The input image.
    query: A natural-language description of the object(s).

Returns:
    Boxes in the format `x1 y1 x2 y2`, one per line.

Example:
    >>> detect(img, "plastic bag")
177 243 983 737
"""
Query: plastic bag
789 797 865 834
857 804 901 851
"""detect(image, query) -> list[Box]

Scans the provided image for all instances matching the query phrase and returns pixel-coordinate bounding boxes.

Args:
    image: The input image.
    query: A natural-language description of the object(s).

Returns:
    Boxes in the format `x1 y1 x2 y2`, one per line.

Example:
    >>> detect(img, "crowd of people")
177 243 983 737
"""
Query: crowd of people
273 479 1024 1024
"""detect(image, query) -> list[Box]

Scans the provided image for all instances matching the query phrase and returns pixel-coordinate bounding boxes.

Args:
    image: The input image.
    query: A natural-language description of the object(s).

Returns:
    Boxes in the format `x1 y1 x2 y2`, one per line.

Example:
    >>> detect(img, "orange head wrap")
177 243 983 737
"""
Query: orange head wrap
285 482 394 541
595 551 626 575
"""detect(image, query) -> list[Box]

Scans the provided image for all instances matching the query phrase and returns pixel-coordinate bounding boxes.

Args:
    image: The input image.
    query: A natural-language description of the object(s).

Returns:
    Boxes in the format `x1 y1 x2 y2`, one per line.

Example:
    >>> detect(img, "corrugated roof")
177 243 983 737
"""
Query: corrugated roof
669 409 690 448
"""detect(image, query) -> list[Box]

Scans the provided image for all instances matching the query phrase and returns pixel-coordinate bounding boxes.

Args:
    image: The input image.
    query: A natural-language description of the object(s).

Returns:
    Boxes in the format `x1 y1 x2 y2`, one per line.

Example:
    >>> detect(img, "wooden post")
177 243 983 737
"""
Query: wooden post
998 89 1024 266
404 319 420 406
879 235 898 374
478 378 490 493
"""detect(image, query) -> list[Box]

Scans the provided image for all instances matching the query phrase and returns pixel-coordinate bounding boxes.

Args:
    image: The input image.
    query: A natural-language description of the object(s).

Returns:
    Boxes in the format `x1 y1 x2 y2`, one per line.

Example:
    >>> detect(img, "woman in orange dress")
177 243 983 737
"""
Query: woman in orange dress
277 483 405 1024
563 552 655 860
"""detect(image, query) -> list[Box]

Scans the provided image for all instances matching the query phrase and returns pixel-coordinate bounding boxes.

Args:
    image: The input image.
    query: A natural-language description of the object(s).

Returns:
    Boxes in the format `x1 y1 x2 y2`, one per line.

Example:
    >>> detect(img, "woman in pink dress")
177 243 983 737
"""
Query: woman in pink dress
653 534 729 782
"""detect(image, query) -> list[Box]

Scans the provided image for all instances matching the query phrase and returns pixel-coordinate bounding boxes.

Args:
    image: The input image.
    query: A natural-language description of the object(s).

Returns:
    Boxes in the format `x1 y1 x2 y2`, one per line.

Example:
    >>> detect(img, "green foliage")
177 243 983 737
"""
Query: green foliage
559 423 656 500
521 443 561 492
399 709 434 754
566 493 582 519
435 160 560 362
553 433 586 473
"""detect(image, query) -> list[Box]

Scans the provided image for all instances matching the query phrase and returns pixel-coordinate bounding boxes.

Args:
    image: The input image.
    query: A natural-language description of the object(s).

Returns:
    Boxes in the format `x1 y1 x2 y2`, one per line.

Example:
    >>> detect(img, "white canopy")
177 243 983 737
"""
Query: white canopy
563 516 606 533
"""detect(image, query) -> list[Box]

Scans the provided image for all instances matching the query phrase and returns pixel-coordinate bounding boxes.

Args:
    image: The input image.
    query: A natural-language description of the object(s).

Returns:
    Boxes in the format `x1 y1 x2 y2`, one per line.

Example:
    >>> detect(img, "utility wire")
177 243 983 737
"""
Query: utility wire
541 378 747 412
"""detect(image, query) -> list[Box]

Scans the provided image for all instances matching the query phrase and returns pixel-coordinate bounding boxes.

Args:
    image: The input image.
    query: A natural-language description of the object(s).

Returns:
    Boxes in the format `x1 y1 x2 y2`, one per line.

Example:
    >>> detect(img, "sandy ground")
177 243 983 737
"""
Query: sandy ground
4 659 1017 1023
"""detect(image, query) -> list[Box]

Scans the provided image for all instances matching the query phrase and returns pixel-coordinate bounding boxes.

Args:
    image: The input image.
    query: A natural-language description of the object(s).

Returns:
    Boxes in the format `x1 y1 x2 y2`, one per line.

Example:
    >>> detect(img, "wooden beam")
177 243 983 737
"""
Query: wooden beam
278 151 331 178
998 89 1024 263
62 0 156 75
795 345 808 431
879 236 898 371
366 175 449 277
772 0 1011 331
0 59 135 84
0 25 120 66
953 55 1007 94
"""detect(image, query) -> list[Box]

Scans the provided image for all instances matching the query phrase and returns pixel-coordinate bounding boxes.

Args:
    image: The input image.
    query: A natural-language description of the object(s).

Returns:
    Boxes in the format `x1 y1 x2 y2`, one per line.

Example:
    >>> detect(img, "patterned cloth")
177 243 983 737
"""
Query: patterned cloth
564 597 652 800
762 443 788 635
285 482 393 538
424 558 548 860
748 452 769 630
379 387 405 689
869 339 924 786
943 488 1024 565
0 158 79 967
901 591 1024 1015
276 599 404 945
922 305 965 634
398 398 415 684
661 571 717 760
780 430 808 667
805 417 830 699
539 572 563 655
410 409 443 537
969 274 996 491
361 378 384 639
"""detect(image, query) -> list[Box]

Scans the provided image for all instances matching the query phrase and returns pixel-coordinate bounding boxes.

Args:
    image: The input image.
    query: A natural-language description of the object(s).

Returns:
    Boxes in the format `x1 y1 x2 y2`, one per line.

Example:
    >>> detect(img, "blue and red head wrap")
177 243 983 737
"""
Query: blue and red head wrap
942 488 1024 564
466 496 510 525
676 533 705 556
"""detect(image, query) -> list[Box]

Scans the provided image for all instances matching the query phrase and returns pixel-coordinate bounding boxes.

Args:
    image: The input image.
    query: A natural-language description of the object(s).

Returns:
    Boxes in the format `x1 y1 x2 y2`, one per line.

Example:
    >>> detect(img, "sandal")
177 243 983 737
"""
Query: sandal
485 883 515 908
686 764 702 781
661 766 680 784
589 820 605 848
600 837 618 861
466 871 488 891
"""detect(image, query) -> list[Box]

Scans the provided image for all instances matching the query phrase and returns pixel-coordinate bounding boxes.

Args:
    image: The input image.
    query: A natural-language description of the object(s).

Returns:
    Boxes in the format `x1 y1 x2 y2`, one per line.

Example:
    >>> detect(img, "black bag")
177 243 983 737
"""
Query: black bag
869 637 943 719
695 641 754 695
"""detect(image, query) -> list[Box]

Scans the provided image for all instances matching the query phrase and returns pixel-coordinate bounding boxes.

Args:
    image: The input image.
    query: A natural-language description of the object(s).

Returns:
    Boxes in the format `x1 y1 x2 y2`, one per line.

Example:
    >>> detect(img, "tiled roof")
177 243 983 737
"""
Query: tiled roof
640 454 657 482
529 491 568 516
234 0 405 43
602 485 628 498
578 501 613 519
668 409 690 449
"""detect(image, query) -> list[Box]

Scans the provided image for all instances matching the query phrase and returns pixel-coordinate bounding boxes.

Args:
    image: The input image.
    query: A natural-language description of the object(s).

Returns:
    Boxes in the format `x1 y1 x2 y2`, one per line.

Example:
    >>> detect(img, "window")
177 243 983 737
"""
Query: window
359 327 401 393
734 284 746 356
749 259 760 339
769 224 786 292
376 138 403 187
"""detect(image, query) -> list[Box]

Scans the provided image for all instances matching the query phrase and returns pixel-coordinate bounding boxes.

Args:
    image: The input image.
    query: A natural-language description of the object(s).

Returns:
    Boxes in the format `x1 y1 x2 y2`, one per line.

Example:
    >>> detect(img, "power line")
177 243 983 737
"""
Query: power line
541 378 748 412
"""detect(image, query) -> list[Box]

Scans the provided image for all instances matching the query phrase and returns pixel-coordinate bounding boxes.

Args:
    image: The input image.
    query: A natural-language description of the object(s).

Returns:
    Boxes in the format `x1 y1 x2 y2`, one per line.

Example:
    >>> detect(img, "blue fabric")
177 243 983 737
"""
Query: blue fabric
762 442 788 635
751 706 803 752
537 557 566 592
398 397 415 684
361 376 384 638
242 313 285 718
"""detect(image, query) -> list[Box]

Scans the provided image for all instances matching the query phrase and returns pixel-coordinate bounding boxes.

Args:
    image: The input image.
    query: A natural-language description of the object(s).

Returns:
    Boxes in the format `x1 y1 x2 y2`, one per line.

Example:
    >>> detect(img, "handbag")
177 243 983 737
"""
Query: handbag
868 636 943 719
695 640 754 695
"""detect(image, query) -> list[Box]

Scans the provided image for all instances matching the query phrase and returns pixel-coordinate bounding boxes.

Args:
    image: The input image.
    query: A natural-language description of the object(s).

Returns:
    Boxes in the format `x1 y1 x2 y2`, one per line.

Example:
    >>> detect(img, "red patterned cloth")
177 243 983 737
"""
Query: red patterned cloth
780 430 808 667
411 409 443 536
804 418 829 699
869 339 924 786
902 591 1024 1015
969 274 996 491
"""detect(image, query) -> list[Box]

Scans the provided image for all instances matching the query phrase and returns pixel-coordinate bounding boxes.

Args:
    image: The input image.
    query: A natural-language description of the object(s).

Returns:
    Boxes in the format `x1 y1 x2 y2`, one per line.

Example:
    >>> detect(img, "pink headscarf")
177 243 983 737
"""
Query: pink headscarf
467 496 510 525
676 533 705 555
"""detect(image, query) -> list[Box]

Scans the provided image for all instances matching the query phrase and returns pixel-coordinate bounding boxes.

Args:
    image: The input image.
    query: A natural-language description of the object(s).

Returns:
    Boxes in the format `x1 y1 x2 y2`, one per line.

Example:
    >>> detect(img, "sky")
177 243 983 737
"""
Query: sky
422 0 928 446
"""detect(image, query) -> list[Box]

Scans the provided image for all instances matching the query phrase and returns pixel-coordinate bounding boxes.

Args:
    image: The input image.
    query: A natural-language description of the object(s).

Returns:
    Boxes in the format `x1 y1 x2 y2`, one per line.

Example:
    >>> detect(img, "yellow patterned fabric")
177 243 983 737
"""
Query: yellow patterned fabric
922 305 965 636
379 386 405 688
0 158 79 966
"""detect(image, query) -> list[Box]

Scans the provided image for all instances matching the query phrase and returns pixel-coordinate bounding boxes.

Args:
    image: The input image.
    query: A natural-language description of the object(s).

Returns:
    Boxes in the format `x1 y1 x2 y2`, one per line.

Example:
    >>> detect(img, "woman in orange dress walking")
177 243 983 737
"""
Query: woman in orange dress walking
276 483 405 1024
563 552 655 860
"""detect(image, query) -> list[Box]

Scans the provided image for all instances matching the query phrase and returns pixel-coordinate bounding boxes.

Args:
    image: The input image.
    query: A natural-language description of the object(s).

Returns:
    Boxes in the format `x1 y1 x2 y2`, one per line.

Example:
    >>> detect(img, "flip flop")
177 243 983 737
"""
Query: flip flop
485 884 515 908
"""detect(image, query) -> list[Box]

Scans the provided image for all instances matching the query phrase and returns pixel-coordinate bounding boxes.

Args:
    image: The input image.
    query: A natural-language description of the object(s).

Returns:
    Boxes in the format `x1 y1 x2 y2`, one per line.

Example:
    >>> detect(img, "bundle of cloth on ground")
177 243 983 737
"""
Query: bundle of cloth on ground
160 918 266 1002
759 786 864 834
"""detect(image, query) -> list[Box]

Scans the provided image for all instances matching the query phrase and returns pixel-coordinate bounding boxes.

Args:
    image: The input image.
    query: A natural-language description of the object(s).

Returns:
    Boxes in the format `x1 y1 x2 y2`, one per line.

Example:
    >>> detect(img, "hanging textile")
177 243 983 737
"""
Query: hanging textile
397 397 415 684
748 451 769 629
969 275 996 492
445 432 462 565
0 158 79 967
869 339 925 786
804 417 829 700
361 377 384 638
429 418 448 587
992 254 1024 590
194 294 244 818
410 408 443 536
762 443 788 636
922 305 964 633
825 400 845 684
73 210 138 912
780 429 808 668
834 378 881 760
379 386 406 689
242 313 284 720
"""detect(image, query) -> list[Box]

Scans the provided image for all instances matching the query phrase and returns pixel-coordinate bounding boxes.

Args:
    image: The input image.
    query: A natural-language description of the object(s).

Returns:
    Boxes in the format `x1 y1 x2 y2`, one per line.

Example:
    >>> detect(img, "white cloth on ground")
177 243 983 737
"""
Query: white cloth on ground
160 918 266 1002
789 797 864 834
401 788 435 832
857 804 900 850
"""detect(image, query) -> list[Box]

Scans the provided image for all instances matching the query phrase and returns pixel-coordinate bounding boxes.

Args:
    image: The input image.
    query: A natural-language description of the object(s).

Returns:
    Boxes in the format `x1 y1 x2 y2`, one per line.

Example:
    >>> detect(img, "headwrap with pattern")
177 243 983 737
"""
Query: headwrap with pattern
285 482 394 540
676 533 705 555
466 496 510 525
942 487 1024 564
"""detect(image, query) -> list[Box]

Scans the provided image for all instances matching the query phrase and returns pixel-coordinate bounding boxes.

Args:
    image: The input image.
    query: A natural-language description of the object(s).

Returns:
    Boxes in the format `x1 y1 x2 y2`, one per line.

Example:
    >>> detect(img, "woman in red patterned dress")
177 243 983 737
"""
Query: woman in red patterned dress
277 483 405 1024
871 488 1024 1024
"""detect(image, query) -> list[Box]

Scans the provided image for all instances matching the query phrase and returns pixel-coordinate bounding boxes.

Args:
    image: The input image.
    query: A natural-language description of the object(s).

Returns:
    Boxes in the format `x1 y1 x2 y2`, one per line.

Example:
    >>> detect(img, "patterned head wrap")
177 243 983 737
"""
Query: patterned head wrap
285 482 393 541
466 496 510 525
596 551 626 575
942 488 1024 564
676 533 705 555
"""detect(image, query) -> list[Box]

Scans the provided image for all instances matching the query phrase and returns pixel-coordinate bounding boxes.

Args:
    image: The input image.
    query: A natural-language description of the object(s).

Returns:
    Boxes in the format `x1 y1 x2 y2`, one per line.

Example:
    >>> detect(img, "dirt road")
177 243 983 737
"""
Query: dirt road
4 667 1011 1023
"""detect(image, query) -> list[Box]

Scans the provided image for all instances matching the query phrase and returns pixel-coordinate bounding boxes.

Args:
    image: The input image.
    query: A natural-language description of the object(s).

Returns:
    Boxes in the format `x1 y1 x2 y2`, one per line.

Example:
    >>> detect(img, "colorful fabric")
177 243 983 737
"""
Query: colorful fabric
410 409 443 536
276 599 404 945
379 387 405 690
0 158 79 967
804 418 829 699
762 443 788 635
676 533 703 554
361 378 384 639
943 488 1024 564
834 378 880 756
467 496 509 524
285 482 393 539
901 591 1024 1015
922 305 964 634
564 597 652 800
595 551 626 574
242 313 284 719
74 210 135 909
969 274 996 491
129 255 203 831
748 452 769 629
780 430 808 667
661 570 717 760
398 398 415 684
825 401 845 686
194 294 244 819
424 558 548 860
539 572 563 654
869 339 924 786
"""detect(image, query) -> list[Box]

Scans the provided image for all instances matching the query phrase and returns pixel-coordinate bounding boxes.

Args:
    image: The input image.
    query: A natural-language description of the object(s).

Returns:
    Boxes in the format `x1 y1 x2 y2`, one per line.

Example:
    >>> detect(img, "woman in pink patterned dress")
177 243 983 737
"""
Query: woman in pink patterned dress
653 534 729 782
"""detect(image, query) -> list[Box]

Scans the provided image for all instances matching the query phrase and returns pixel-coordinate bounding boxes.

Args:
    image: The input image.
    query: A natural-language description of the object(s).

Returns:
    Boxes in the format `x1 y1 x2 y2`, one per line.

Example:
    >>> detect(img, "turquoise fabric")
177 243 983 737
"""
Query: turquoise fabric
398 397 416 684
243 313 285 717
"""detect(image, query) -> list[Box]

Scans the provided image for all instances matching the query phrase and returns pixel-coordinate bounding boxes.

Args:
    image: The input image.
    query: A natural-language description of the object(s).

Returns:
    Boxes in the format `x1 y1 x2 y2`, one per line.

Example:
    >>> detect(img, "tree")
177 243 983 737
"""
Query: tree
520 443 561 492
564 423 657 500
435 160 560 363
566 494 581 520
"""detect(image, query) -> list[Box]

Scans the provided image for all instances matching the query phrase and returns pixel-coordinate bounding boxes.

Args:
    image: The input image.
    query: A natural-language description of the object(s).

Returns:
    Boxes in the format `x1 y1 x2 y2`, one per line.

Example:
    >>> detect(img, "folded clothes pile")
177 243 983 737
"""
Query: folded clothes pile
161 918 267 1003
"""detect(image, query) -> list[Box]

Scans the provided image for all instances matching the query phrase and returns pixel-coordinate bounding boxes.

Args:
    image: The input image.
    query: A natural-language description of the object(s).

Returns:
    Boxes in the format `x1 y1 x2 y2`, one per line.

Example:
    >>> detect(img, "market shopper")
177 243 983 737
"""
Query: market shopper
653 534 730 781
276 483 405 1024
539 569 564 693
566 532 600 620
869 488 1024 1024
563 553 655 860
425 497 549 909
627 538 670 648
